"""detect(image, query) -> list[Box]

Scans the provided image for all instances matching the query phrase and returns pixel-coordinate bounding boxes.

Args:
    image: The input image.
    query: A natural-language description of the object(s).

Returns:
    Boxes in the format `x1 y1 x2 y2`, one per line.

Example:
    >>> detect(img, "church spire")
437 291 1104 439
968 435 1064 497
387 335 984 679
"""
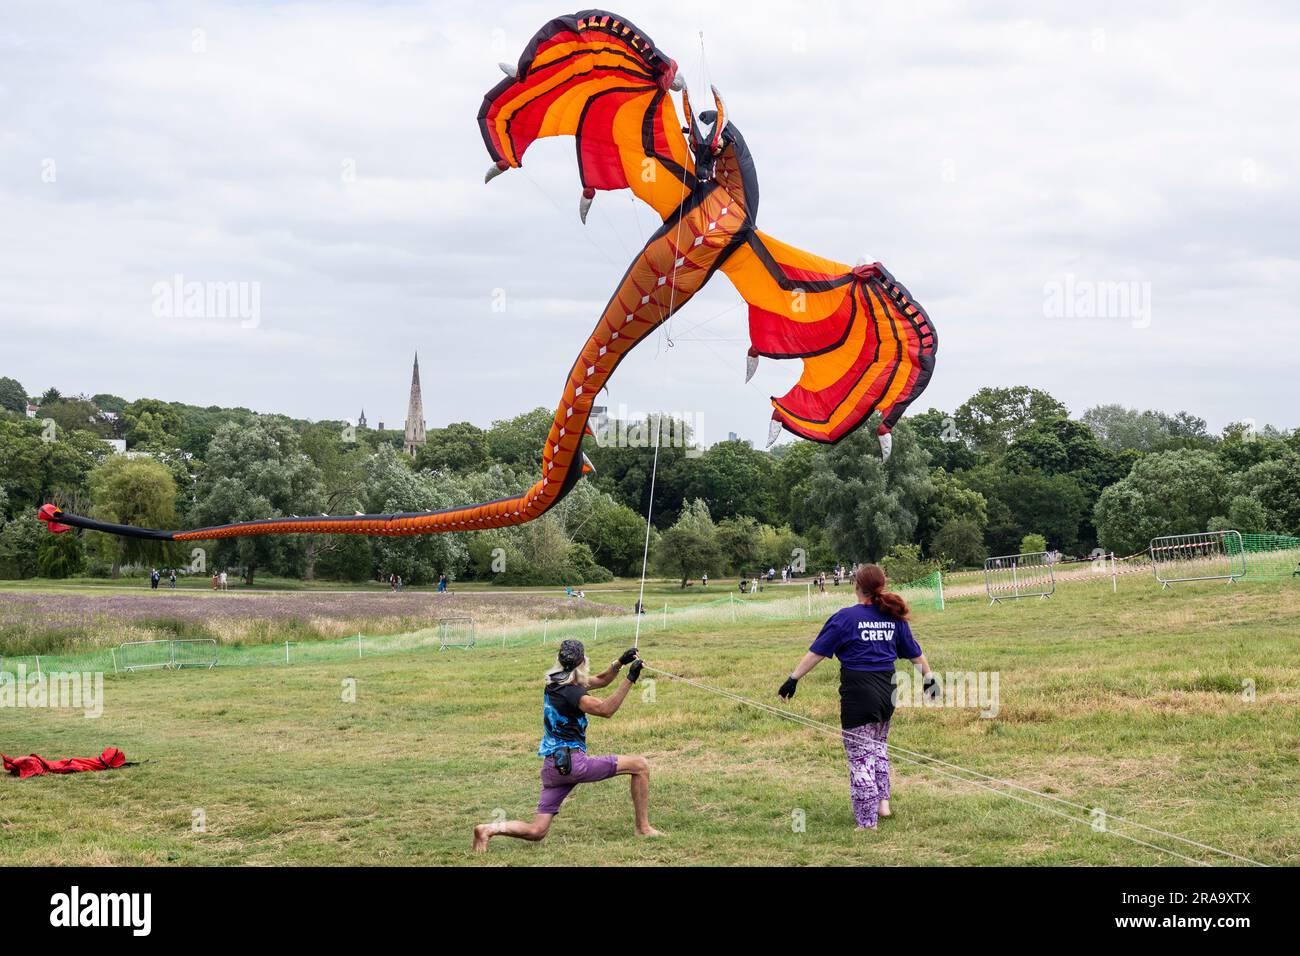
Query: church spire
403 352 427 456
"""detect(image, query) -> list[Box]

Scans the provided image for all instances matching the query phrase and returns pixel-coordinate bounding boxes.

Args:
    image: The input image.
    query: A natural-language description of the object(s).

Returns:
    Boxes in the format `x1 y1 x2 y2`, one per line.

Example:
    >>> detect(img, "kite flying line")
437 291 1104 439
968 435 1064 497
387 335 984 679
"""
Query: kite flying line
639 663 1268 868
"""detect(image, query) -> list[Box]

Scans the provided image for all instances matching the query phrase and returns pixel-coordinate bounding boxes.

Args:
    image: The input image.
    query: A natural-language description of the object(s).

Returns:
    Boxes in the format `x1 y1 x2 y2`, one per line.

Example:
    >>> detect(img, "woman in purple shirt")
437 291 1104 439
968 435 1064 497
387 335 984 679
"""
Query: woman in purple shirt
777 564 936 829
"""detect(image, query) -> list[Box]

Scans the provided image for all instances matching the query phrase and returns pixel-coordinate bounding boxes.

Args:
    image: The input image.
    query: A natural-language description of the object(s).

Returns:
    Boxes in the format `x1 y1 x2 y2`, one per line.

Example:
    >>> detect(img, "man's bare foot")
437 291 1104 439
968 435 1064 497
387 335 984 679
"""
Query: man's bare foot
636 826 665 838
472 824 494 852
878 799 891 819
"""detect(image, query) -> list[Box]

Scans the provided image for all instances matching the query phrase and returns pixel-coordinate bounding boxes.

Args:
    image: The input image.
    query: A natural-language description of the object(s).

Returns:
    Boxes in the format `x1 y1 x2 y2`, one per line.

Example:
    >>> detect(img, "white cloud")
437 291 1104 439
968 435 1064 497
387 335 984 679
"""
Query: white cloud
1 0 1296 441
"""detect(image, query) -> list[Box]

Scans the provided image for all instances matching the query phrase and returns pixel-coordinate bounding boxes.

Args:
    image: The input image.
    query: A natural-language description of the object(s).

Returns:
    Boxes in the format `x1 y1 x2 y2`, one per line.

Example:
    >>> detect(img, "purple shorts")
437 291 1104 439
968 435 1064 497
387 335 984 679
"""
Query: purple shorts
537 751 619 815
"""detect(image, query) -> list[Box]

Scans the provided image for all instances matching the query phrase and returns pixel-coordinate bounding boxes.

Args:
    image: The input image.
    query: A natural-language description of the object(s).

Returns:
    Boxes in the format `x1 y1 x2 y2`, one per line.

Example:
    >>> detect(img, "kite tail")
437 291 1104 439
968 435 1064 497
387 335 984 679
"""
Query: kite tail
37 187 739 543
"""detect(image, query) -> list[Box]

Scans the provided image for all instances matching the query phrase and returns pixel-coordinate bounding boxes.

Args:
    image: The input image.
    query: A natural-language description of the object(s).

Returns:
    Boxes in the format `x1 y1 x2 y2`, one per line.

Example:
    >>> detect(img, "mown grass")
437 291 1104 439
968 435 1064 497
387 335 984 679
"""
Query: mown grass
1 574 1296 866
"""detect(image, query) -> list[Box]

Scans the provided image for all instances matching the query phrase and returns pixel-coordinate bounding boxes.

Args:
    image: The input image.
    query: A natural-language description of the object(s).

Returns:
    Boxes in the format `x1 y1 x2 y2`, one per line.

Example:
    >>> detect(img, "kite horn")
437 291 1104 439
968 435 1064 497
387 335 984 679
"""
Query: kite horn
484 159 510 183
579 187 595 223
877 424 893 462
581 453 595 476
745 347 760 383
498 61 518 79
766 411 782 448
708 85 727 153
37 503 72 534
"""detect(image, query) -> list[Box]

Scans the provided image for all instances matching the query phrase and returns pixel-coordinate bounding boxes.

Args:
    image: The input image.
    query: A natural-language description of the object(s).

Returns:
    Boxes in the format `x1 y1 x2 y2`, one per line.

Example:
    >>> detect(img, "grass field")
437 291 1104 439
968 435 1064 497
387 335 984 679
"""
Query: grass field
2 573 1297 866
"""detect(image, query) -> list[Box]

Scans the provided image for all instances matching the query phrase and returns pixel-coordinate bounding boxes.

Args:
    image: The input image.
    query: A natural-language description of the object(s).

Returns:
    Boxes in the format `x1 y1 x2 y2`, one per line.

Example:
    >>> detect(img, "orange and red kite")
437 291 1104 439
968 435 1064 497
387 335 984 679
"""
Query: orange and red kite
40 9 936 543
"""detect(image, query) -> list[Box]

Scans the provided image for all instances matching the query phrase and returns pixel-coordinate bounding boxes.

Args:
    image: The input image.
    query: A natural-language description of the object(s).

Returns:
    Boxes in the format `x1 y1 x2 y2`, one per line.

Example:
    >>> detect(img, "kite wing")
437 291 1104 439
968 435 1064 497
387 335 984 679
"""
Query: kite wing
479 10 695 220
721 229 937 453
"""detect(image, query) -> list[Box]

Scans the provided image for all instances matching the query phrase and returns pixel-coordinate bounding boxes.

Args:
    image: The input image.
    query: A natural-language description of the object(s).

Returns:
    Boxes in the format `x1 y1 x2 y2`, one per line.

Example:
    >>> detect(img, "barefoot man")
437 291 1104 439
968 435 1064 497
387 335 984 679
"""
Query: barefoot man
473 639 662 851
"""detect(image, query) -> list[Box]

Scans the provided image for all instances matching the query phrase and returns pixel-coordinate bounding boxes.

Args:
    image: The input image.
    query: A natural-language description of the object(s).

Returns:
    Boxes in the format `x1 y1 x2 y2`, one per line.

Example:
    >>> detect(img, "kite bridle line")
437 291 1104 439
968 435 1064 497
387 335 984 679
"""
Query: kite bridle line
632 31 712 649
639 663 1268 868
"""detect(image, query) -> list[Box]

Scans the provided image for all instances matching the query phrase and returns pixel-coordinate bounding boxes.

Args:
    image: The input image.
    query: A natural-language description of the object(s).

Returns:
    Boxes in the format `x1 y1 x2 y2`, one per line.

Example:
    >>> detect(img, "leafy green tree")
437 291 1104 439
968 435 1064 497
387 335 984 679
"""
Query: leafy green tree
654 498 722 586
587 414 696 529
572 496 647 577
300 422 367 514
716 514 762 573
1020 533 1048 554
41 397 113 438
0 420 106 512
919 469 987 551
909 408 976 472
191 418 325 584
122 398 185 450
770 439 819 531
1233 454 1300 534
91 393 128 415
1081 405 1210 453
361 445 468 585
879 543 940 585
792 419 932 562
682 440 778 524
964 464 1090 554
757 524 811 575
313 536 375 582
487 407 554 469
1208 495 1273 535
954 386 1067 454
37 531 85 578
87 455 179 572
932 517 985 567
0 513 44 579
1093 450 1230 554
416 422 490 473
0 377 27 414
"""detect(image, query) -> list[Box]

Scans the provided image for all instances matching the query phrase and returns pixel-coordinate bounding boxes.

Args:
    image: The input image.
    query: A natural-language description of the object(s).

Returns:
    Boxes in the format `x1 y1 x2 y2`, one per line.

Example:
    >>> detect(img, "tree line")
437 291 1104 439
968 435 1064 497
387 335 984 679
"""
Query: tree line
1 374 1296 585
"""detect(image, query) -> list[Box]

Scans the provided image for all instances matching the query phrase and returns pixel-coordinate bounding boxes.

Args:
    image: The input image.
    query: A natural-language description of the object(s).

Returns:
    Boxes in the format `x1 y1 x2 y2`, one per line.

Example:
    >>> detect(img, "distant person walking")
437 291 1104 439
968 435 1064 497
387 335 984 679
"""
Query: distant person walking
168 570 176 589
150 569 160 590
777 564 936 830
219 570 228 591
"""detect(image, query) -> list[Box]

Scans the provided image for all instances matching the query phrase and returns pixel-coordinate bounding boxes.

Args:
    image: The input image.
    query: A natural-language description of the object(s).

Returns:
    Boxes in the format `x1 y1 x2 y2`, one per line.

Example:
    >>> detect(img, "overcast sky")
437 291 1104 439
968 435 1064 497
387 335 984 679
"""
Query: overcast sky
2 0 1297 445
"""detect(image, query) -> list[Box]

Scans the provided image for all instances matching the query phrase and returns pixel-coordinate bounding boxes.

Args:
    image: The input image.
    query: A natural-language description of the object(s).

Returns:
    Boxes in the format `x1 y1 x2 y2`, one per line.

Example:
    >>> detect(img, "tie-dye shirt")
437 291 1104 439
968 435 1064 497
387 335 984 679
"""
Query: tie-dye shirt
538 682 589 757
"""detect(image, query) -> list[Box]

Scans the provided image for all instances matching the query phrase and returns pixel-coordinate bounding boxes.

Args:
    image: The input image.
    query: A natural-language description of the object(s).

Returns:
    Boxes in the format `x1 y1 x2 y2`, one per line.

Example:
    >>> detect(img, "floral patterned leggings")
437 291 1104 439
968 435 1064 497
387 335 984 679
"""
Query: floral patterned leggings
841 720 891 828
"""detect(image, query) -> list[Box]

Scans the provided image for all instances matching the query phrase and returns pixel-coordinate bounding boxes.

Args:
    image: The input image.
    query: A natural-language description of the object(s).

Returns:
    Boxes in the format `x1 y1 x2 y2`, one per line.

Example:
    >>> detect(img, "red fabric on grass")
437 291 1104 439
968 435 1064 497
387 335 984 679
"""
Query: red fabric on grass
2 747 126 779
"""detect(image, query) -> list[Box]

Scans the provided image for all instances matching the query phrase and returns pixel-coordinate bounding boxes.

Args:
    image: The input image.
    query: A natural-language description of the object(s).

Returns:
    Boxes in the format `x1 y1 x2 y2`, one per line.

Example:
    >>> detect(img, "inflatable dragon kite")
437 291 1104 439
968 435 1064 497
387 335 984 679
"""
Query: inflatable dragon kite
39 9 937 543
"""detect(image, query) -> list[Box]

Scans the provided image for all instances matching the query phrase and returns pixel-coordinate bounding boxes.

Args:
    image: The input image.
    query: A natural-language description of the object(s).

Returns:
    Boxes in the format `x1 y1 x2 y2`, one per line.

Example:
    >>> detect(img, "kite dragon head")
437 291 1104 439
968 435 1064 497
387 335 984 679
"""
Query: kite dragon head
680 84 730 182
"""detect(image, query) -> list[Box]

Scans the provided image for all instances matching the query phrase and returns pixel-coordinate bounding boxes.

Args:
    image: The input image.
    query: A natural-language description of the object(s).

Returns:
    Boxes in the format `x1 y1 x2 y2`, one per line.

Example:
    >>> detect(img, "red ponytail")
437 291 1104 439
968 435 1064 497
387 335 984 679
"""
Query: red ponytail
854 564 910 620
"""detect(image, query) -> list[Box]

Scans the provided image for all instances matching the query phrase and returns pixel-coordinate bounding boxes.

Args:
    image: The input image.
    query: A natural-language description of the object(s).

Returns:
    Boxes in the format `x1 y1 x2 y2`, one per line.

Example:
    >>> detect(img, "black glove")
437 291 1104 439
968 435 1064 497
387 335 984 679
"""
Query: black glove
778 676 798 700
618 647 639 666
922 674 940 702
627 659 645 683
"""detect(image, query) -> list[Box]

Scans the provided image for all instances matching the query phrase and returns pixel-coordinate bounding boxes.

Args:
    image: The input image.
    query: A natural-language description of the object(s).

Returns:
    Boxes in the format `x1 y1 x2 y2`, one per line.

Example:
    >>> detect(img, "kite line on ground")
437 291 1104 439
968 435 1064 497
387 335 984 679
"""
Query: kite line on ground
639 663 1268 868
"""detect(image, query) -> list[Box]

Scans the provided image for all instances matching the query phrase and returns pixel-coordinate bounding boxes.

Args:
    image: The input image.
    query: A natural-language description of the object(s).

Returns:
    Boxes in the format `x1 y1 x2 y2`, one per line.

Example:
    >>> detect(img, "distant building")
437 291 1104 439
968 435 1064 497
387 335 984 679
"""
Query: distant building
590 405 609 441
403 352 427 457
103 439 126 454
357 408 367 428
25 403 38 419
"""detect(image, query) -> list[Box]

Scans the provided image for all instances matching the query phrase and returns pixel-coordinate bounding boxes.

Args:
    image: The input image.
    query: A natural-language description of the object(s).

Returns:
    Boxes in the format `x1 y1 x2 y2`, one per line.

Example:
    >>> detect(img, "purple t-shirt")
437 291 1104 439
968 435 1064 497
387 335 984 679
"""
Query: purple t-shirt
809 602 922 672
